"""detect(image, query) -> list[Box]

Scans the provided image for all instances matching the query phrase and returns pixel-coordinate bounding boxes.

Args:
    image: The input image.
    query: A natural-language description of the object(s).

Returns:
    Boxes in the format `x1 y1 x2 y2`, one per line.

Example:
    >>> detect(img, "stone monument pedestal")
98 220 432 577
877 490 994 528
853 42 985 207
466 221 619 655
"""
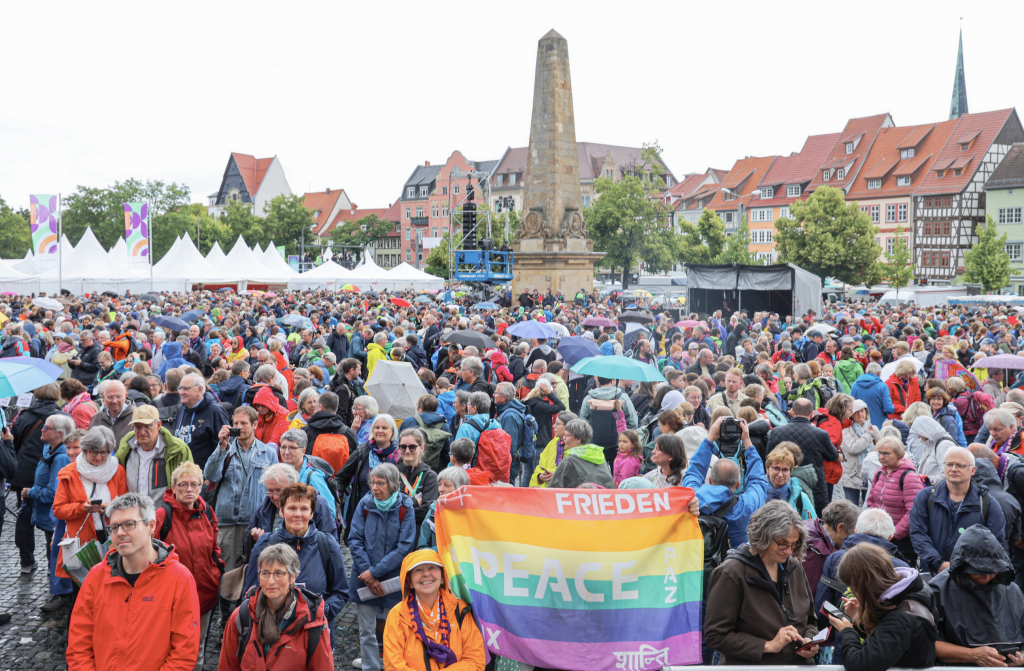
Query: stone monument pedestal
511 238 606 297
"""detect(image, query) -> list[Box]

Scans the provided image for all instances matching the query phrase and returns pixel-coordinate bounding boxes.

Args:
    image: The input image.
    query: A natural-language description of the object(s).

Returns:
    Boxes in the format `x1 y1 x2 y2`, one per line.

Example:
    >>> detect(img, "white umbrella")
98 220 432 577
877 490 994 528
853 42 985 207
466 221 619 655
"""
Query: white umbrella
364 360 424 420
33 296 64 311
879 354 924 382
549 323 570 337
807 323 837 335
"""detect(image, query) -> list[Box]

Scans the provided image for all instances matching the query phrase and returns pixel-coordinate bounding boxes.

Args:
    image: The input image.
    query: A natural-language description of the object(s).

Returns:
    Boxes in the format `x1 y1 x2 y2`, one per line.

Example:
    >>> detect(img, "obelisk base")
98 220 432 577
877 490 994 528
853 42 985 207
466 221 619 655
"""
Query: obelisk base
511 238 606 297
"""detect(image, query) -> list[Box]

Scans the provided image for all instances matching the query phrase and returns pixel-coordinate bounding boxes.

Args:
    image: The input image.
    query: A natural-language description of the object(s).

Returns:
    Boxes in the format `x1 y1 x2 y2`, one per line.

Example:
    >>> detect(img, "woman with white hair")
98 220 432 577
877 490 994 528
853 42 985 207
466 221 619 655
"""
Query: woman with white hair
337 413 399 542
840 399 878 507
351 395 380 445
886 358 922 419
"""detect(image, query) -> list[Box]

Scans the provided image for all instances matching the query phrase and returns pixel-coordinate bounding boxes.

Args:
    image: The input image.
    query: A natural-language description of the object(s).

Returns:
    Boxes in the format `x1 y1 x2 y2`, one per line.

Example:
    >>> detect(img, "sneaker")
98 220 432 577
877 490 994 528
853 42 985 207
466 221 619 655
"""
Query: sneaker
20 563 37 574
351 659 361 668
41 594 72 612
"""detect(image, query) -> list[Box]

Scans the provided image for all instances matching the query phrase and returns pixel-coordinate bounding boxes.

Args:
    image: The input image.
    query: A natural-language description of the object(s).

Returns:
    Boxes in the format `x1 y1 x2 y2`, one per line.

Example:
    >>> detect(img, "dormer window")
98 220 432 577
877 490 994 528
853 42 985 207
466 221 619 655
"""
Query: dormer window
845 143 854 154
867 179 881 189
897 176 912 186
407 187 414 198
496 175 503 187
509 173 517 186
823 170 831 181
900 148 915 159
961 143 970 151
419 186 428 197
760 187 773 199
787 185 801 197
836 168 845 180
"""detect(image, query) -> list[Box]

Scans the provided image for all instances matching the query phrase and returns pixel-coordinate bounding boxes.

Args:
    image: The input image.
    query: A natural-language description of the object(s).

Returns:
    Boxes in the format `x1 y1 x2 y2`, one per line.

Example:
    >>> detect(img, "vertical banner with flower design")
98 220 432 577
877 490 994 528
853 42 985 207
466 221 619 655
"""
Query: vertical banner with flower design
29 194 60 268
123 202 150 267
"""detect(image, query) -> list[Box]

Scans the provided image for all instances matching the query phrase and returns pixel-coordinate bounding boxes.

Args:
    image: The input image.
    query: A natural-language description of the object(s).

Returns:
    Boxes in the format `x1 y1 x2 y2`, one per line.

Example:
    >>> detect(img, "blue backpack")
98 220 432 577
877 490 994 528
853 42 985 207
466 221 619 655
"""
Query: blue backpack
520 414 539 462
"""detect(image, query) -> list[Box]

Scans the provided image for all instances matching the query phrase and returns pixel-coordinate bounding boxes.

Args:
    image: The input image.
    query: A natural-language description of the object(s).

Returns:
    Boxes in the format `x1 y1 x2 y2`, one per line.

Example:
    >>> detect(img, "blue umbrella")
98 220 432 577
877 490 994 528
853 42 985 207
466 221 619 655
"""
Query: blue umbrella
557 336 602 367
0 358 62 397
474 301 499 310
281 314 314 330
217 287 232 292
506 320 556 339
414 295 432 303
180 309 206 323
150 315 189 332
570 355 665 382
440 290 453 303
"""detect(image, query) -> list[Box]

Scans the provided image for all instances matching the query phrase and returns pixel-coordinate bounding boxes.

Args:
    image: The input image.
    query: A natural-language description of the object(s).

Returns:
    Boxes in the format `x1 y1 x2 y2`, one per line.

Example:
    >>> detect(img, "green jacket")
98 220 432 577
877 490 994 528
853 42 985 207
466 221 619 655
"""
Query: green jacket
548 444 614 489
833 359 864 395
116 426 194 493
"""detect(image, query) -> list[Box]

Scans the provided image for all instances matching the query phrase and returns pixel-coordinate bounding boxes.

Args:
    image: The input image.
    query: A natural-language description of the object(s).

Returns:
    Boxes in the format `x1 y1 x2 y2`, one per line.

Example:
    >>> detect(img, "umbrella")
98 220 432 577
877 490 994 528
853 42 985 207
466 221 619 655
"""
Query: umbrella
474 301 500 310
264 292 277 298
391 298 411 308
0 357 63 397
217 287 232 292
971 353 1024 370
101 291 119 298
428 289 440 295
364 360 426 420
33 297 63 311
442 330 493 351
879 355 925 382
557 336 601 367
1 292 16 296
549 323 570 337
150 315 189 333
807 323 837 335
414 295 432 303
340 284 360 292
506 321 556 339
581 317 617 328
675 320 703 328
571 355 665 382
180 309 206 323
281 314 314 330
618 311 654 324
139 293 159 303
439 291 453 302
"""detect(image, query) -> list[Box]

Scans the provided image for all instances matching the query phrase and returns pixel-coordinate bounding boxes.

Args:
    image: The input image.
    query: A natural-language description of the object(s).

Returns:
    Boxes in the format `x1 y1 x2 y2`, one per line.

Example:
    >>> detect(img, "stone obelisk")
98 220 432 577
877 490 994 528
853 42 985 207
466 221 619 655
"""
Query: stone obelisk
511 29 604 297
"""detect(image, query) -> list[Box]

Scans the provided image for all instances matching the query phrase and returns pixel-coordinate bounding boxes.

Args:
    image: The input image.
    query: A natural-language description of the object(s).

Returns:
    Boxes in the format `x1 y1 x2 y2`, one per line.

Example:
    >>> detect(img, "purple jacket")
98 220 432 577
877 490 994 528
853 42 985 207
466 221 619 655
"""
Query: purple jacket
802 518 839 593
865 458 925 539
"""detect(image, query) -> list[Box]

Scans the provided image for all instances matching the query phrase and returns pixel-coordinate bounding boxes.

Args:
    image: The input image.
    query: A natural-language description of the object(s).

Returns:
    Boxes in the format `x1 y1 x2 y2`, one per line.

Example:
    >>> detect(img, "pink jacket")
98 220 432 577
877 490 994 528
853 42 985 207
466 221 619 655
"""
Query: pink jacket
614 453 642 487
865 458 925 539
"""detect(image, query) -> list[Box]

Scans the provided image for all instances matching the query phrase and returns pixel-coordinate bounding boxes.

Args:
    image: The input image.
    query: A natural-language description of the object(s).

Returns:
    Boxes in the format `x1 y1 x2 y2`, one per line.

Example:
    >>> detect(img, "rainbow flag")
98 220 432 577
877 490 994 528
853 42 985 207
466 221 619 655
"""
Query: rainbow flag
935 358 981 391
436 486 703 671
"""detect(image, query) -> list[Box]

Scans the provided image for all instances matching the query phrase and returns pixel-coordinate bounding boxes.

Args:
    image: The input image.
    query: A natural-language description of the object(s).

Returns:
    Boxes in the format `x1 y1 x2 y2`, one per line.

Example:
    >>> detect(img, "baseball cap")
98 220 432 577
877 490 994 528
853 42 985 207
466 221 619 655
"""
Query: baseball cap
781 341 792 351
131 405 160 425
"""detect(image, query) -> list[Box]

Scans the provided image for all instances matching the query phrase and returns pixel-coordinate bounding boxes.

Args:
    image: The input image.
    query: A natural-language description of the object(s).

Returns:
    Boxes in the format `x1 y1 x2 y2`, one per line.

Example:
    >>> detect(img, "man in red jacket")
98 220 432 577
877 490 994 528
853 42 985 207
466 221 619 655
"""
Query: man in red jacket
67 492 200 671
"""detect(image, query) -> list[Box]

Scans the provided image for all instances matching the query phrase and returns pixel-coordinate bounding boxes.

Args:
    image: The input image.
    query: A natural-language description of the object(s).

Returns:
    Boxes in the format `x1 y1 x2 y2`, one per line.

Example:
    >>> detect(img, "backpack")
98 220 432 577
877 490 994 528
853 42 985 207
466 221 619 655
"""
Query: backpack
519 414 539 463
301 456 341 511
153 394 181 425
712 439 748 493
925 484 990 522
763 403 789 428
310 434 350 476
363 502 408 522
638 416 660 474
413 415 452 472
157 501 214 542
467 416 513 484
235 587 326 665
699 495 738 593
953 391 987 436
816 377 837 405
589 390 626 447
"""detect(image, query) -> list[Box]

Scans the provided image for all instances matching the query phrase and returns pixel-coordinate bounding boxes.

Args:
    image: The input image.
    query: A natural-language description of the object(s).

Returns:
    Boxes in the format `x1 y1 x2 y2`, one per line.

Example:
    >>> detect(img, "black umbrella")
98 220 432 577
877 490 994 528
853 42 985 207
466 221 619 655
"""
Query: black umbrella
618 311 654 324
151 315 189 333
101 291 118 298
180 309 206 323
441 330 493 350
139 293 159 303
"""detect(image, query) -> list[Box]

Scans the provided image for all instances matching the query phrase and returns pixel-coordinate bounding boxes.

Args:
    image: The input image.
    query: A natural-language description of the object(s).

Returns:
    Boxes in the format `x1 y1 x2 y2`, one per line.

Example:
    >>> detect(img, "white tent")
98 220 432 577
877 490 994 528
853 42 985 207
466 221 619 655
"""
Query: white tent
253 242 265 256
107 237 152 276
261 241 296 276
220 239 288 284
37 228 166 294
152 234 238 288
0 263 40 294
379 263 445 292
206 241 226 265
287 260 354 291
349 256 388 287
13 234 75 275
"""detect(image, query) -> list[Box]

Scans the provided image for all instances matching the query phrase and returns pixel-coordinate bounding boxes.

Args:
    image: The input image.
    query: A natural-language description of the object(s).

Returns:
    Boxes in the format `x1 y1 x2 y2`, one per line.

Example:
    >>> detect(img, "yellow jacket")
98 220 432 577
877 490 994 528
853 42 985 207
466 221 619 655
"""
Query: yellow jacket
366 342 387 378
529 436 562 487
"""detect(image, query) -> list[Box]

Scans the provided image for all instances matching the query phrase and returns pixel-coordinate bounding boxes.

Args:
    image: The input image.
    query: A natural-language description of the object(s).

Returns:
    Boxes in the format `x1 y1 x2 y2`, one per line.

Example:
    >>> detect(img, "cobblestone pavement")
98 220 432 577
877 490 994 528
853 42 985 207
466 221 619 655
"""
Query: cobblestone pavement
0 491 361 670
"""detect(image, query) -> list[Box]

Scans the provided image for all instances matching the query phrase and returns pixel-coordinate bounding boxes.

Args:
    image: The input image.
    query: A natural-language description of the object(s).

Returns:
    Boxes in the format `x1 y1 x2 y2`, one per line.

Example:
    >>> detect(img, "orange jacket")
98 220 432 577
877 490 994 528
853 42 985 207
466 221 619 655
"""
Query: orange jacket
253 385 290 447
103 334 133 362
383 549 486 671
66 541 200 671
52 461 129 579
886 375 922 419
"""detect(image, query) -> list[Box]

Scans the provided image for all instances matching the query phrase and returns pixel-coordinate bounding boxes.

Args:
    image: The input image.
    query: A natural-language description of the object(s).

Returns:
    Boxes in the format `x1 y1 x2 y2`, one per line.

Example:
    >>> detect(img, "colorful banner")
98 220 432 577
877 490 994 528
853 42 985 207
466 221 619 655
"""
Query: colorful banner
436 486 703 671
123 202 149 260
29 194 59 256
935 358 982 391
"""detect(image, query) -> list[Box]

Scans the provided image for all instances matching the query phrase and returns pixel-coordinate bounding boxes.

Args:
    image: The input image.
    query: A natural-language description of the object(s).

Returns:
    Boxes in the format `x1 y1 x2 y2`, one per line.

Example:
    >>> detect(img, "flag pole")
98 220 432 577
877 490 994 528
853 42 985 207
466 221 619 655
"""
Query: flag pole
58 193 62 296
148 203 153 291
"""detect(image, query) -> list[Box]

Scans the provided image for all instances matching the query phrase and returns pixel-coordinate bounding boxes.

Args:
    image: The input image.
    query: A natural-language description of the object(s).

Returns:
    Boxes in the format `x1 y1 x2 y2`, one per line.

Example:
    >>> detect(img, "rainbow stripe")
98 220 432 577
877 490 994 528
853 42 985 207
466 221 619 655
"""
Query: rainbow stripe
436 486 703 671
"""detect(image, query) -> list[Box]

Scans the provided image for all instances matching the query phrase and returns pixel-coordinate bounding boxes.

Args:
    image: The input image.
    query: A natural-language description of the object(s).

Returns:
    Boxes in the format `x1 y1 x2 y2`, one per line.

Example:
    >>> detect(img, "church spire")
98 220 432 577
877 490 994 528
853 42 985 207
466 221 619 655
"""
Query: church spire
949 27 968 120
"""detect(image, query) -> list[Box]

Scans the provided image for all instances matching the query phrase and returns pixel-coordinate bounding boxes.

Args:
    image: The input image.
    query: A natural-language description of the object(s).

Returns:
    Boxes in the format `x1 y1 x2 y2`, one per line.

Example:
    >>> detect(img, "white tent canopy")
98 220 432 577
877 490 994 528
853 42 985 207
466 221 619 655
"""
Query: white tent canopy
37 228 169 294
383 263 444 291
0 262 40 294
287 260 354 291
152 234 238 287
206 241 226 265
221 238 288 284
12 234 75 275
261 241 296 276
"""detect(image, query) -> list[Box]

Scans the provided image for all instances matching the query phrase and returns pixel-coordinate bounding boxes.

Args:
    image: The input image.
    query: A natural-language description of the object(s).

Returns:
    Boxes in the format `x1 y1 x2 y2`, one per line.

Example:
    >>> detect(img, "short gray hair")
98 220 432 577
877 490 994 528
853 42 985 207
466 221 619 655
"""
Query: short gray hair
821 500 860 532
437 466 470 489
81 426 116 453
709 459 740 489
257 543 300 577
461 356 483 377
468 391 490 414
855 508 895 540
353 395 379 417
47 414 76 440
261 462 299 485
297 387 319 410
373 331 388 345
182 373 206 392
454 390 471 409
280 429 307 450
369 462 402 495
792 363 812 382
985 408 1018 431
107 492 156 524
495 382 516 400
564 419 593 445
746 500 808 560
254 364 278 384
371 413 398 440
865 362 882 376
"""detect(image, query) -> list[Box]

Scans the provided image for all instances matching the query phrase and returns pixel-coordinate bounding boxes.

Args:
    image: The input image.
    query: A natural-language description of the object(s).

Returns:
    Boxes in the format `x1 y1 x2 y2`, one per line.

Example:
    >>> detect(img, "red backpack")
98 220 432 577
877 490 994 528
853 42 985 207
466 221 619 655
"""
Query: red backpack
467 416 512 484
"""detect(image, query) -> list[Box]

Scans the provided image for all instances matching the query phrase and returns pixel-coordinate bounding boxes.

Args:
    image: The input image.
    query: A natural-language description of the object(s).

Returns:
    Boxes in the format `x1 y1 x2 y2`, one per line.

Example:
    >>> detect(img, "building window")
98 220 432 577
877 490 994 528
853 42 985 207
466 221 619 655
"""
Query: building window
886 204 896 223
417 252 423 262
953 168 962 176
405 208 411 220
787 185 801 197
431 204 438 218
582 195 591 207
900 148 915 159
496 175 503 187
431 227 438 237
867 179 881 189
405 227 411 241
779 206 790 219
836 168 845 180
870 205 879 223
407 187 414 198
442 205 449 217
419 186 428 197
861 206 869 213
936 170 945 178
724 212 734 224
896 176 911 187
1007 243 1023 261
898 203 907 222
961 143 971 150
923 222 932 236
454 185 460 195
751 208 773 222
1000 207 1023 224
941 221 951 235
944 196 953 207
760 187 774 199
887 237 907 254
509 173 516 186
823 170 831 181
441 186 448 195
416 207 423 218
406 249 411 262
395 223 400 233
846 143 854 154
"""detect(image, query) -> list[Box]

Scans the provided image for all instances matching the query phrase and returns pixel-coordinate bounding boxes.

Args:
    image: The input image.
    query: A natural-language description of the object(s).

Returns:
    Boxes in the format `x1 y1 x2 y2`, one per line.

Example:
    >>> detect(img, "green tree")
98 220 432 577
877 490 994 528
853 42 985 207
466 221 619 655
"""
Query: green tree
774 186 881 285
678 208 727 264
263 194 315 256
330 213 395 259
881 225 914 299
424 209 520 278
588 174 677 289
963 214 1011 292
62 179 191 249
715 217 754 264
0 195 31 259
220 199 266 250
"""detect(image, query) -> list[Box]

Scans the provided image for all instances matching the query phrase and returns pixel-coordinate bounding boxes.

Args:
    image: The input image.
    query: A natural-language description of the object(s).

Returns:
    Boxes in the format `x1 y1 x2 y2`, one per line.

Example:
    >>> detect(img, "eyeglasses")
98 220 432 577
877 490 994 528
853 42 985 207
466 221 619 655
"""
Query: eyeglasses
769 466 791 475
109 519 145 534
174 482 201 490
258 570 290 581
398 444 420 452
773 538 799 551
279 445 303 452
876 451 894 457
944 462 972 471
87 450 112 457
133 424 155 432
369 480 389 489
178 385 197 392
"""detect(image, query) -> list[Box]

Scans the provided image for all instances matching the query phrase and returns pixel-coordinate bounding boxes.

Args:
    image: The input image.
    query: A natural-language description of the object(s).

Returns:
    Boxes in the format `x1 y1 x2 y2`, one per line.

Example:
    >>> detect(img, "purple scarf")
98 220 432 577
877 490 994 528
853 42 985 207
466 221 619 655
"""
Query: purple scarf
555 439 567 466
409 593 458 667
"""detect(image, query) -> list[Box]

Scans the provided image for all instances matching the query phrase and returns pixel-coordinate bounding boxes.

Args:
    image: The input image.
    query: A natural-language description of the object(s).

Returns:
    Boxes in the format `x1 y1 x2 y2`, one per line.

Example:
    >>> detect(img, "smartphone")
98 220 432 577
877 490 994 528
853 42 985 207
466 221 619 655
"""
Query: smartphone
90 499 103 505
228 427 241 437
821 601 849 621
796 627 831 652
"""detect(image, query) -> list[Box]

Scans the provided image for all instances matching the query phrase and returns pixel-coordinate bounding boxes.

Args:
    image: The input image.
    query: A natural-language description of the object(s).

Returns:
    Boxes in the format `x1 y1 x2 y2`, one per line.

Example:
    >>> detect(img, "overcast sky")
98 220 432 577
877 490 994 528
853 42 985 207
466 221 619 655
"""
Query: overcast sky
0 1 1017 214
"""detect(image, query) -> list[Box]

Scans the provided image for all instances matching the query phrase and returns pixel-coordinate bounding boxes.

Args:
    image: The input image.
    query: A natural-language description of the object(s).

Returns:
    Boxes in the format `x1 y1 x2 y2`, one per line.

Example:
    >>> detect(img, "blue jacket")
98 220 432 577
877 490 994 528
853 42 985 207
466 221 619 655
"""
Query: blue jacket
815 533 908 622
399 411 452 458
172 391 230 469
405 345 429 371
243 524 348 621
909 479 1006 572
850 373 896 429
203 437 278 526
244 494 335 559
347 492 416 609
216 375 250 410
298 457 337 517
496 399 527 458
417 501 439 551
28 443 69 531
155 341 188 381
350 332 367 361
455 414 499 445
436 391 457 424
683 439 767 548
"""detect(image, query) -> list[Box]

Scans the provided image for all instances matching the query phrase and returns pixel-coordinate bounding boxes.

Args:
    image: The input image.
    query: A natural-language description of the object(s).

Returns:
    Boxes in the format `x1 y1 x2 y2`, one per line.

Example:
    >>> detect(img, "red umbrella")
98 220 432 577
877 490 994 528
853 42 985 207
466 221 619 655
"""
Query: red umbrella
675 320 703 328
391 298 411 308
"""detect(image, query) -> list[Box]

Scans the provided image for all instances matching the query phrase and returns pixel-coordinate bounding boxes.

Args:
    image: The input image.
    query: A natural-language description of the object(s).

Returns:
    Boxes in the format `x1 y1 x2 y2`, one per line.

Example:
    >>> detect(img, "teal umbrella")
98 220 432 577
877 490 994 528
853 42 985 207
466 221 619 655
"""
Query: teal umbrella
0 357 63 397
570 355 665 382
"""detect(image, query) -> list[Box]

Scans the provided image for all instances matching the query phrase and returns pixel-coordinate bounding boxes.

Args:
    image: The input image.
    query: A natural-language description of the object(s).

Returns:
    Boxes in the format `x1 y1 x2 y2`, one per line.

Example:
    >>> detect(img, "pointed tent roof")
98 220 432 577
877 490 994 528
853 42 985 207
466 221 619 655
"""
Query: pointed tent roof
40 228 146 280
206 241 225 264
287 260 354 290
950 29 969 120
351 255 388 283
221 238 288 282
261 243 297 275
153 234 238 282
387 263 439 281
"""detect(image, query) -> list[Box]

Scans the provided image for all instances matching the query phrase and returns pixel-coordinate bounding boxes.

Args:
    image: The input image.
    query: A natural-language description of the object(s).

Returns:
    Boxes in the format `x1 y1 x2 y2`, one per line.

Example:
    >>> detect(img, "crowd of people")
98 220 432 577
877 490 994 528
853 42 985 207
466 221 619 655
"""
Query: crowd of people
2 285 1024 669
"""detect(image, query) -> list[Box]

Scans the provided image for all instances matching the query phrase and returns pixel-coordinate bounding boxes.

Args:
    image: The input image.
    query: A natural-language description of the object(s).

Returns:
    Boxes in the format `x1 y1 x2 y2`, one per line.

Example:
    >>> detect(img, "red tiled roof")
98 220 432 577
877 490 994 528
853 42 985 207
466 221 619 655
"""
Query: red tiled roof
304 190 345 233
847 118 959 200
841 131 865 145
897 124 934 150
711 168 730 181
321 206 391 237
707 156 777 210
666 172 708 198
950 154 975 170
383 199 402 222
862 158 897 180
892 153 933 177
232 153 274 199
807 113 892 191
760 133 840 186
916 109 1015 195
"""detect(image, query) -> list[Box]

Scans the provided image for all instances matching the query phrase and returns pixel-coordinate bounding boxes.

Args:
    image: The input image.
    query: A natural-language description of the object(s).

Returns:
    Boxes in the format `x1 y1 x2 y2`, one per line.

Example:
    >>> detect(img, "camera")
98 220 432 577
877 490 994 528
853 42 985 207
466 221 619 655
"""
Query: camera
228 427 241 438
718 417 743 457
